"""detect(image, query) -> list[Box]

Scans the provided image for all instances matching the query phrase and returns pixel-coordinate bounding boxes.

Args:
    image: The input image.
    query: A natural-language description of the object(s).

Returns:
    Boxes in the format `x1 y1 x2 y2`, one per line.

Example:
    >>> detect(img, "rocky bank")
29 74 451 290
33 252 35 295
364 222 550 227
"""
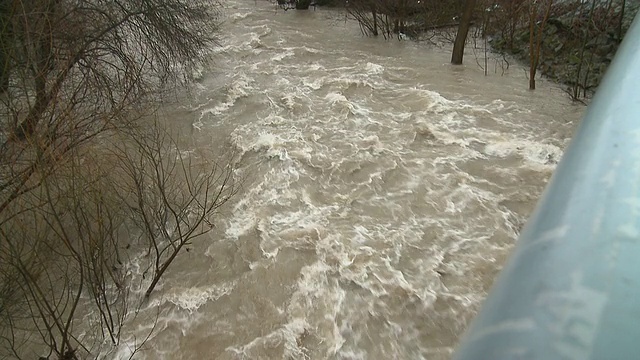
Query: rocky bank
490 1 639 99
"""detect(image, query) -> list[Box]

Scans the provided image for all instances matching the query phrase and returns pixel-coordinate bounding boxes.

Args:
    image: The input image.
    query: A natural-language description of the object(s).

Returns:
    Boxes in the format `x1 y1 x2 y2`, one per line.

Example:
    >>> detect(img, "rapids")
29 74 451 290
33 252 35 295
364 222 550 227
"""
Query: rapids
116 1 584 359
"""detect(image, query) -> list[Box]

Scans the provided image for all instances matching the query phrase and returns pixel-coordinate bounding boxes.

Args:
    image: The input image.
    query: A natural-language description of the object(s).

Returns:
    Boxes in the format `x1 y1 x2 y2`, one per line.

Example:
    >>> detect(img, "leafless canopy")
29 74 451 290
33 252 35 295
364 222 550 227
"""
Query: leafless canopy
347 0 465 39
0 0 220 213
0 0 232 359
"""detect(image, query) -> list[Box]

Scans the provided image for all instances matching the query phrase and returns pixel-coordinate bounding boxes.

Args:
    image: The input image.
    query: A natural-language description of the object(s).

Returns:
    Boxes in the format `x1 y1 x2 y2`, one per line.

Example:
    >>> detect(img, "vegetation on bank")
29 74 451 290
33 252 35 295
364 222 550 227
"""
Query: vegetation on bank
490 0 638 99
0 1 235 359
339 0 637 99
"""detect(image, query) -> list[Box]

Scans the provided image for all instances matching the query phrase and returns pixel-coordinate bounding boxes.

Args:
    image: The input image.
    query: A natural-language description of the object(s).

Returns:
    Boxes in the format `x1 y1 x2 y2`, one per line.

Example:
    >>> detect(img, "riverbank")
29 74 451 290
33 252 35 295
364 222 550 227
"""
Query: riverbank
322 0 638 99
489 1 639 99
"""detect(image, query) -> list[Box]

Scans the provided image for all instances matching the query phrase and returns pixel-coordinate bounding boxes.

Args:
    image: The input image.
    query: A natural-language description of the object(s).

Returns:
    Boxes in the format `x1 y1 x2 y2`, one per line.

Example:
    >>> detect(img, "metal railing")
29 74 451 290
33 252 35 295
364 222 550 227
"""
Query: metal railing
453 13 640 360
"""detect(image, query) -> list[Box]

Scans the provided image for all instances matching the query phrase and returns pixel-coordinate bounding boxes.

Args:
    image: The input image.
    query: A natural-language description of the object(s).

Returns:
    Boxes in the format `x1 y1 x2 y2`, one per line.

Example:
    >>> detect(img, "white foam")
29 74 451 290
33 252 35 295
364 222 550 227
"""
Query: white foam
199 73 255 118
128 3 581 357
300 45 321 54
272 49 295 62
302 77 325 90
325 92 348 104
289 260 347 356
224 200 258 240
485 140 562 167
412 87 456 111
364 62 384 75
229 12 250 22
224 317 311 359
166 282 236 313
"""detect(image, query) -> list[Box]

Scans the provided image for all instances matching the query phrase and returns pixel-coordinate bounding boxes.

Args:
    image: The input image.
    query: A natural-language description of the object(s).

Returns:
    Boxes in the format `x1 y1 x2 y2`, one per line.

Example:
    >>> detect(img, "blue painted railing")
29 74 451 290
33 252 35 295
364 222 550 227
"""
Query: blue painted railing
453 13 640 360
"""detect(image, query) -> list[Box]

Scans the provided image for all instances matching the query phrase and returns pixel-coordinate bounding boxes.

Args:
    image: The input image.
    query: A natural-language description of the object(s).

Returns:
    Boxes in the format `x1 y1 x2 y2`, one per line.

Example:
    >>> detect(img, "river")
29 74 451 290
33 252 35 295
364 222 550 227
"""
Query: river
119 1 584 359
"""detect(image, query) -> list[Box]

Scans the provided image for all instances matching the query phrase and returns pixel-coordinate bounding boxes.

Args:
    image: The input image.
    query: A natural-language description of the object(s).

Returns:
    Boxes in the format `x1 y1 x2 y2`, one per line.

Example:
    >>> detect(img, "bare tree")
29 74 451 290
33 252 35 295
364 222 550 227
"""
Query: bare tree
451 0 477 64
528 0 554 90
0 0 229 359
1 0 220 216
347 0 428 39
0 124 226 359
567 0 625 99
347 0 473 40
113 124 237 298
0 148 130 359
484 0 528 51
617 0 626 39
347 0 384 37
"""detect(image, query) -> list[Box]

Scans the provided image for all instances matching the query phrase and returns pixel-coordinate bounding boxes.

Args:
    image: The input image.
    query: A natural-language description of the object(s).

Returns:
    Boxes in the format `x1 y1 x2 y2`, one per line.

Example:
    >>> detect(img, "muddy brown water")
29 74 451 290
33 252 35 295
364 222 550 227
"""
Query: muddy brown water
108 1 584 359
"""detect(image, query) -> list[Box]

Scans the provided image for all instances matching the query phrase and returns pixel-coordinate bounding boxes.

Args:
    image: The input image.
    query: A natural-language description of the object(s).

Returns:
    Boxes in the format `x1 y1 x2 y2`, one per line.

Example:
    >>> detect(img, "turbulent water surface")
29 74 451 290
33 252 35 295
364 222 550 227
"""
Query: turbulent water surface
120 1 584 359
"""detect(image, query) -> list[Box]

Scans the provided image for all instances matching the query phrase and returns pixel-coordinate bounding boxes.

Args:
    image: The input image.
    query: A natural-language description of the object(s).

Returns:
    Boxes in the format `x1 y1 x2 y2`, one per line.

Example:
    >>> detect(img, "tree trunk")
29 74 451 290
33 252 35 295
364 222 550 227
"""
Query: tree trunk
572 0 597 98
372 7 378 36
529 0 553 90
618 0 626 40
451 0 476 65
0 2 9 94
529 1 536 90
15 0 57 139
